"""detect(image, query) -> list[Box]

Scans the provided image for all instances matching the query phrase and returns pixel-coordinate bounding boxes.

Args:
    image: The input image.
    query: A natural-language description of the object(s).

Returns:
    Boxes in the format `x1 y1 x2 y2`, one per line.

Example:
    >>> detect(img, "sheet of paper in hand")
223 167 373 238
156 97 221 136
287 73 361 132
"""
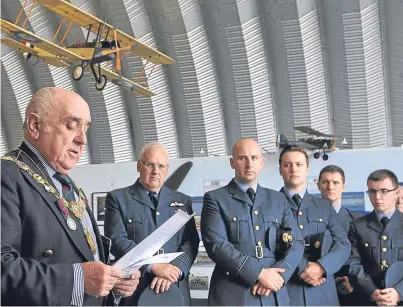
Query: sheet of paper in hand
113 210 195 278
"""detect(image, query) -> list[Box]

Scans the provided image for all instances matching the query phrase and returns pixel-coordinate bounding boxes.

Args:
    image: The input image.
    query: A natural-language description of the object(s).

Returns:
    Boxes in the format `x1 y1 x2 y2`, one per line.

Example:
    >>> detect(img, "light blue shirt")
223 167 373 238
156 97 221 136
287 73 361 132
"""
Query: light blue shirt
375 208 396 222
234 178 258 194
333 201 342 214
139 182 160 199
284 187 307 203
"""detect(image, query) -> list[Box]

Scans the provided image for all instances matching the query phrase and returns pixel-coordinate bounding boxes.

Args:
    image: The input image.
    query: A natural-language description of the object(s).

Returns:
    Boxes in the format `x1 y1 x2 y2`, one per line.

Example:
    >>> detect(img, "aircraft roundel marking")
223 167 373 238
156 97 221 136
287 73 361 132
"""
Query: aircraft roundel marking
12 31 40 43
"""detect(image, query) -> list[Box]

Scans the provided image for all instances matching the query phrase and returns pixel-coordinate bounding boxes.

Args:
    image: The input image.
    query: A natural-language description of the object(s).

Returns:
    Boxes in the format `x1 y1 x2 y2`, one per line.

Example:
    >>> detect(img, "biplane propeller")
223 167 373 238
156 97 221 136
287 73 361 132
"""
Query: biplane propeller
0 0 175 97
276 126 339 161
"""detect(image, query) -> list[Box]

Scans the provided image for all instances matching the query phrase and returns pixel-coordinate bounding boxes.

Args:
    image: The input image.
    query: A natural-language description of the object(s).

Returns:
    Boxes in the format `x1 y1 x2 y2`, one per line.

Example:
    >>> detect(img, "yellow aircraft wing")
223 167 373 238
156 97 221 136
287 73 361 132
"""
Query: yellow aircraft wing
36 0 175 65
1 38 71 68
1 19 85 61
99 66 155 97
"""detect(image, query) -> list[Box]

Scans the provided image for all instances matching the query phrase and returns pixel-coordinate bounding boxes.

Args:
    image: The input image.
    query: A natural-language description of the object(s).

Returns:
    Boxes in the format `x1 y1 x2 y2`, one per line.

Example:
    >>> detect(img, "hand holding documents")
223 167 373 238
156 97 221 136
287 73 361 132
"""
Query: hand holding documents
113 210 195 278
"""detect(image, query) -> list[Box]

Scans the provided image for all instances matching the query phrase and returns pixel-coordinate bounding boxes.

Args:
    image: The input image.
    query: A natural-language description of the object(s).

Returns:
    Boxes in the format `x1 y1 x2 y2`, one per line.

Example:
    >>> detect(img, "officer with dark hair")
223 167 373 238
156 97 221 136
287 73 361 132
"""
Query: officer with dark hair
317 164 365 305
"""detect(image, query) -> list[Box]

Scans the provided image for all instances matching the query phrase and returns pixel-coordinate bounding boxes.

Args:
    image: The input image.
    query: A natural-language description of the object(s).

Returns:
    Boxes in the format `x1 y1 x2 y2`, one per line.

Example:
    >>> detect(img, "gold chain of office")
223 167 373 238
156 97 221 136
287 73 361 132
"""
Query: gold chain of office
1 156 87 220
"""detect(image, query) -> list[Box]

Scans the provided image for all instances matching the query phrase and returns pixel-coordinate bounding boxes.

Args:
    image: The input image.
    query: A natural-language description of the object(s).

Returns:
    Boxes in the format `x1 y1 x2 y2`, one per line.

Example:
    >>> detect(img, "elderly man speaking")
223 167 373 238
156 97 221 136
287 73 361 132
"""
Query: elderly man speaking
1 87 139 306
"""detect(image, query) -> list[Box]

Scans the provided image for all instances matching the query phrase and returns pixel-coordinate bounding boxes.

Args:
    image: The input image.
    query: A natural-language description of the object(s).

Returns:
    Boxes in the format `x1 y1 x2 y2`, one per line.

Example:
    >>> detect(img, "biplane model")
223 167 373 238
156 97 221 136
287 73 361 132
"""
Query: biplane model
276 126 338 161
0 0 175 97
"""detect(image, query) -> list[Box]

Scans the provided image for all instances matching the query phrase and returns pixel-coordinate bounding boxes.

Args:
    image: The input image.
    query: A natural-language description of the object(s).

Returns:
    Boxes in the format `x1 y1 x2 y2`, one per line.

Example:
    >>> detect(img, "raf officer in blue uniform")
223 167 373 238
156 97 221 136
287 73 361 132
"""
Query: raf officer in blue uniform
317 165 365 305
348 169 403 306
279 146 351 306
104 142 199 306
201 138 304 306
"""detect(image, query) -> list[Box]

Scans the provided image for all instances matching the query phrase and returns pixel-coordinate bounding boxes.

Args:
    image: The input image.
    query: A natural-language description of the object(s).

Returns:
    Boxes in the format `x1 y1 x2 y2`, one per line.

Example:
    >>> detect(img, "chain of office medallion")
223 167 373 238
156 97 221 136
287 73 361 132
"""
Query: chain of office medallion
1 156 87 220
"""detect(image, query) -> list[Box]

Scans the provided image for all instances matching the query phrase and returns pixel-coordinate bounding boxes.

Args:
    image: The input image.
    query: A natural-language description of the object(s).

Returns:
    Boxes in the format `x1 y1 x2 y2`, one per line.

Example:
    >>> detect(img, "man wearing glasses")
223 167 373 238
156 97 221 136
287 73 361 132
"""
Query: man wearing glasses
348 169 403 306
104 142 199 306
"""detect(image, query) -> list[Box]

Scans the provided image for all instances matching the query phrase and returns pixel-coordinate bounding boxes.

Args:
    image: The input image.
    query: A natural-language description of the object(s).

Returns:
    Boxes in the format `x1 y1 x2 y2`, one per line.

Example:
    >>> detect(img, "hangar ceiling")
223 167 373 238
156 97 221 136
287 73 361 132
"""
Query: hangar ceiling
1 0 402 164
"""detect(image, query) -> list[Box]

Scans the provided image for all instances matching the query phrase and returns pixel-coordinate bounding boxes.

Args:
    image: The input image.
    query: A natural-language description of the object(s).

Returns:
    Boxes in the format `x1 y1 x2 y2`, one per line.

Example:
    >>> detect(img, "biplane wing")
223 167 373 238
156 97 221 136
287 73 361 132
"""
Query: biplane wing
98 66 155 97
36 0 175 65
1 37 153 96
1 37 70 67
1 19 85 61
294 126 334 138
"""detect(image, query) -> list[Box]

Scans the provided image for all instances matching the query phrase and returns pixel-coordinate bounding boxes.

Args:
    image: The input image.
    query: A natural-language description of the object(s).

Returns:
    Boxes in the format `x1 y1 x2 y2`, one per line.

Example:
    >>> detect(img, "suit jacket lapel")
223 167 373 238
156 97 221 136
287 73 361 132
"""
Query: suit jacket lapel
254 185 266 209
129 180 155 210
338 206 352 233
367 211 383 233
18 142 57 190
300 192 314 210
15 145 94 261
228 179 253 206
158 185 173 208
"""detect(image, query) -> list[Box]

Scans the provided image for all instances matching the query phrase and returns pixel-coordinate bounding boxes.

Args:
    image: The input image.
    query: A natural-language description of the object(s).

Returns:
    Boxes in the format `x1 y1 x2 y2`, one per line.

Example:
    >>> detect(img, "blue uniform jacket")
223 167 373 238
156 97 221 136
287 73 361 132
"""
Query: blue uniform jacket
336 206 366 306
104 179 199 305
280 188 351 306
201 179 304 306
348 210 403 305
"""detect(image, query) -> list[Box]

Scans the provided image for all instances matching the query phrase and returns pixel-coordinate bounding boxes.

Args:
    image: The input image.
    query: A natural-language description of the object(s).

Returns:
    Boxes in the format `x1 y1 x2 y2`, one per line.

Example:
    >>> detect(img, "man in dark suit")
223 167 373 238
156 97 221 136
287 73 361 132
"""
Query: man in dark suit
317 165 365 305
348 169 403 306
1 87 139 306
279 145 351 306
104 142 199 306
201 138 304 306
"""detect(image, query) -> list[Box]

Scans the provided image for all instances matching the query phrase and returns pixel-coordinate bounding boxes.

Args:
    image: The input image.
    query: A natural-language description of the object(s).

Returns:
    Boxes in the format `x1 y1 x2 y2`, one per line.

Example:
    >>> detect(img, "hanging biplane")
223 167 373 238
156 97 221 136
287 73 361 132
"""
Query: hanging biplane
276 126 337 161
0 0 175 97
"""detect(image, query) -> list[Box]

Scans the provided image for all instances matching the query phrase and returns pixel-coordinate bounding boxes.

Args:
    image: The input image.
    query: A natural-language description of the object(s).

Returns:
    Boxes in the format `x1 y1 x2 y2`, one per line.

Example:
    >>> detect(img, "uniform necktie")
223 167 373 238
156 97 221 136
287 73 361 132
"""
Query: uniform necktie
380 216 389 230
246 187 255 203
292 193 302 207
149 191 158 208
54 173 75 202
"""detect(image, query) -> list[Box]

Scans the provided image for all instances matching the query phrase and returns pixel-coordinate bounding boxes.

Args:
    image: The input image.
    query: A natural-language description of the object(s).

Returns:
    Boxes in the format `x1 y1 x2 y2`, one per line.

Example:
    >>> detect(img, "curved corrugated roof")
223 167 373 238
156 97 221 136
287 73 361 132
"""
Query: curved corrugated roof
2 0 402 162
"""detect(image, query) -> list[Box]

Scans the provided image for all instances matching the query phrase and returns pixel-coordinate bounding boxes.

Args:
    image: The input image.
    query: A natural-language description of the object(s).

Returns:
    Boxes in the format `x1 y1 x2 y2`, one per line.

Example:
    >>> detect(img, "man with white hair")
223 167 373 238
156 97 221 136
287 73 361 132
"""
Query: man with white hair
105 142 199 306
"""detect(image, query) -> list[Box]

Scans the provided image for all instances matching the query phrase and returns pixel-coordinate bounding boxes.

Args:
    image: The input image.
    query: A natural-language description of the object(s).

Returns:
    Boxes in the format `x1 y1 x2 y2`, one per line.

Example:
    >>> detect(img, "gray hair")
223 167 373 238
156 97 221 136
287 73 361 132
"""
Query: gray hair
23 87 56 130
139 142 169 160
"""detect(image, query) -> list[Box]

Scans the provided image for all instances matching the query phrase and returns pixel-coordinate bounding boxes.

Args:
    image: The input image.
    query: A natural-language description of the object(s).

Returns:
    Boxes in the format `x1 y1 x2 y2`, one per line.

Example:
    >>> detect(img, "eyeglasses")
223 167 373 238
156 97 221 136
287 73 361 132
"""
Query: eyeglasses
366 188 398 197
140 159 168 170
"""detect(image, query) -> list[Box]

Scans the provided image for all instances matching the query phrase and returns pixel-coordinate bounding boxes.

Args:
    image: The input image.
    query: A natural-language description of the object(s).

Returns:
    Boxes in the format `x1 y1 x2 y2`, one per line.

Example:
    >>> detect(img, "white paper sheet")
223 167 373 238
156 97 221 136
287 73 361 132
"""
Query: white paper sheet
113 210 194 278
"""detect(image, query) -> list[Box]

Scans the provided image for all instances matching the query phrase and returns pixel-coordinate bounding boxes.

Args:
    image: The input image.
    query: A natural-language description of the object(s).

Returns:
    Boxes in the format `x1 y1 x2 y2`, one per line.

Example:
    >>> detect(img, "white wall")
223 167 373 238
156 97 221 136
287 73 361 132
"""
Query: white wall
70 147 403 212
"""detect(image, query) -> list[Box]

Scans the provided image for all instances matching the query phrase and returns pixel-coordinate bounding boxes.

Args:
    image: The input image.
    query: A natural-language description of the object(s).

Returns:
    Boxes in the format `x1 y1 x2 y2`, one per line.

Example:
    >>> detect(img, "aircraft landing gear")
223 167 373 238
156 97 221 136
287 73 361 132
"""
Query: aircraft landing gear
72 65 84 80
95 75 107 90
313 152 320 159
322 154 329 161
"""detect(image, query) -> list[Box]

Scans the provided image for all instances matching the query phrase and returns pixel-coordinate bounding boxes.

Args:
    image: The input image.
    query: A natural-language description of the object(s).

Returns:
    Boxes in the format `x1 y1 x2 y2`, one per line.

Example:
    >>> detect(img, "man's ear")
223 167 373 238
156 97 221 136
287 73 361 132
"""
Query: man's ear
26 113 41 139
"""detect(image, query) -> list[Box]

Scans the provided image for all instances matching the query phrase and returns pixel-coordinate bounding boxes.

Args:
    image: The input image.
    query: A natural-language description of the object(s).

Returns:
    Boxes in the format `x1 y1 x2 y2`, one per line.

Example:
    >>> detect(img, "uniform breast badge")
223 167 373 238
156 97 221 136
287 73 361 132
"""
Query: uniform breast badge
282 232 293 243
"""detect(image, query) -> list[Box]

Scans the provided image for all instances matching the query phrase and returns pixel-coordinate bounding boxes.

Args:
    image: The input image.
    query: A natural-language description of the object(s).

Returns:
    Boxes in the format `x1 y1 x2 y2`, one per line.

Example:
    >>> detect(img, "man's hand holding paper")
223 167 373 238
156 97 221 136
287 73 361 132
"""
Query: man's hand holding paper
113 270 141 297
